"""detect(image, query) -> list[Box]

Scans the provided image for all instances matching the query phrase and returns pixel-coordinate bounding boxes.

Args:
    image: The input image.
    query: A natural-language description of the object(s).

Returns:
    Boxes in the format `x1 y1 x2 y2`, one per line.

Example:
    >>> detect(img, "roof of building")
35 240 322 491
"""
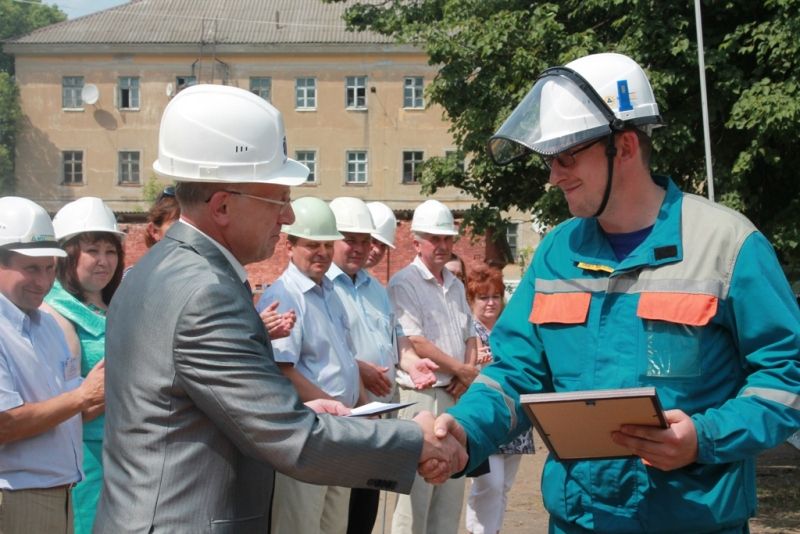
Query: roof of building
7 0 396 46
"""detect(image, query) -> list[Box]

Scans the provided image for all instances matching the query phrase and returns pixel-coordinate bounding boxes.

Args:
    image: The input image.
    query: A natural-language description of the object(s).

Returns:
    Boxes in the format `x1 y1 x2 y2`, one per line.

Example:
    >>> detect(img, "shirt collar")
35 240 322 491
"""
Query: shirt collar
286 261 332 294
177 219 248 283
0 291 37 334
326 263 369 288
412 255 456 288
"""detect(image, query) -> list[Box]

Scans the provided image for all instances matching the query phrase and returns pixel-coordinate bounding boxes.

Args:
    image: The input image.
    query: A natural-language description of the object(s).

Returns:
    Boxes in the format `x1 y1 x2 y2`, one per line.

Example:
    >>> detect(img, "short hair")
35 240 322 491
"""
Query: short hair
632 128 652 168
57 232 125 305
145 192 181 248
466 263 505 305
175 182 227 208
0 249 14 266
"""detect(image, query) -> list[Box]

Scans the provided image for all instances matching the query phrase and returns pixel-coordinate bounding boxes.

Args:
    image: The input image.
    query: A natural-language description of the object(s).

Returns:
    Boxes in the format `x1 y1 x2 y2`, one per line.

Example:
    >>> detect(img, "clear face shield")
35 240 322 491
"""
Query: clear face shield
488 67 620 165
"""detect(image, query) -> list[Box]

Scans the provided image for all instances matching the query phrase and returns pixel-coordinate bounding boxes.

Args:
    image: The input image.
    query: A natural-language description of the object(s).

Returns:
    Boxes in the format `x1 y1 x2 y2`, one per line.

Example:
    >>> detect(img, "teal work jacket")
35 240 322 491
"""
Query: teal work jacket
449 177 800 533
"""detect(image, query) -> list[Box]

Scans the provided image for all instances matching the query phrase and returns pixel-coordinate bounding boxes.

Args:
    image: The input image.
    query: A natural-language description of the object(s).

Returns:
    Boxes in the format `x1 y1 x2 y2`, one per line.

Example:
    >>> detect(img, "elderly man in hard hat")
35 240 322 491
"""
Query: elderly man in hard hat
434 53 800 532
256 196 367 534
389 199 478 534
0 197 105 534
325 197 439 534
95 85 466 534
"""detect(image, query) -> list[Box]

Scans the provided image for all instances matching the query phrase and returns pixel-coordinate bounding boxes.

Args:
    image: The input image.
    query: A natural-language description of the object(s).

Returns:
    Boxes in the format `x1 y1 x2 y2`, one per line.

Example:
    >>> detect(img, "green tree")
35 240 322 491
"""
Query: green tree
0 0 65 193
326 0 800 276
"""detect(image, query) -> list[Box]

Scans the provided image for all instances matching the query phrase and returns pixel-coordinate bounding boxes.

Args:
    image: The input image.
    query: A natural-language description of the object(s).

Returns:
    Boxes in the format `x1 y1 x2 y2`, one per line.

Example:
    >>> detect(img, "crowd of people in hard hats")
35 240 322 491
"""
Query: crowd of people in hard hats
1 50 799 534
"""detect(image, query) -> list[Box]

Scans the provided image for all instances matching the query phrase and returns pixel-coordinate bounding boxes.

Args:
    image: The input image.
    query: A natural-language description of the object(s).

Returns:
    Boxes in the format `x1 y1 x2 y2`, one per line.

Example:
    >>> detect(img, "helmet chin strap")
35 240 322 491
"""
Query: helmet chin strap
593 134 618 218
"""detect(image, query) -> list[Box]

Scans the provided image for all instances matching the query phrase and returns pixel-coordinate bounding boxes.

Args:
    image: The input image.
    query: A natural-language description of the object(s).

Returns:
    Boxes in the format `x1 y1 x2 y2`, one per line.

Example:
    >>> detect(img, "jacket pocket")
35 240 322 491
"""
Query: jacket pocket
637 292 717 378
529 292 591 325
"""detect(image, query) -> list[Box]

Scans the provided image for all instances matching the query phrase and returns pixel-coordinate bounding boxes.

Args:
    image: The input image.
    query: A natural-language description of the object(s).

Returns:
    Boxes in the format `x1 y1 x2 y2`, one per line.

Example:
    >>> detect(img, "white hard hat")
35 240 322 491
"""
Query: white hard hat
283 197 343 241
366 201 396 249
329 197 375 234
153 84 309 185
411 199 458 236
0 197 66 257
52 197 125 243
489 53 663 164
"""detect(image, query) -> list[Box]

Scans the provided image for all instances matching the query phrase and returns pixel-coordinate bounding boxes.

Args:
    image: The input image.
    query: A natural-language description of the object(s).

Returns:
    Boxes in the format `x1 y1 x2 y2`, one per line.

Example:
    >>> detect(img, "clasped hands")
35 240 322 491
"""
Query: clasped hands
413 412 467 484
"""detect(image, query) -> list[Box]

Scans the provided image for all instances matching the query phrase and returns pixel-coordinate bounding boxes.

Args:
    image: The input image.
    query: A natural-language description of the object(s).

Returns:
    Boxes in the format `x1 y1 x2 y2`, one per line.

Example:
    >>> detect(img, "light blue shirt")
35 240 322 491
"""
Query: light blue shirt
0 292 83 490
257 262 360 407
326 264 398 403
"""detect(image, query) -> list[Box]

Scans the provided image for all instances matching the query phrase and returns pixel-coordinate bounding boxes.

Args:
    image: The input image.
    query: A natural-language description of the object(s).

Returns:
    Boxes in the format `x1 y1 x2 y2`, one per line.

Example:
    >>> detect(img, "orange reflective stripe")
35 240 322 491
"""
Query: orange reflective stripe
529 292 591 325
637 292 718 326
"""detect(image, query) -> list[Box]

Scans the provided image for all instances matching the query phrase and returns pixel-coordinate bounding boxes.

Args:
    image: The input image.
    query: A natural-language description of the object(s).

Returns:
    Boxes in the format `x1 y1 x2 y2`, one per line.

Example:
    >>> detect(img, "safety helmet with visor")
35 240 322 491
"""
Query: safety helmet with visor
488 53 662 165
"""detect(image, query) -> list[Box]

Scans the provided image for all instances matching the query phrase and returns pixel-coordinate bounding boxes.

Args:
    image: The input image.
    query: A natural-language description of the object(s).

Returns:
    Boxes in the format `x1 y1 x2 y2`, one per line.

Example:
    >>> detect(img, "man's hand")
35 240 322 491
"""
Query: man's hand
357 360 392 397
408 358 438 390
455 363 479 386
80 360 105 420
413 411 467 484
305 399 351 416
259 301 296 340
445 379 468 400
612 409 699 471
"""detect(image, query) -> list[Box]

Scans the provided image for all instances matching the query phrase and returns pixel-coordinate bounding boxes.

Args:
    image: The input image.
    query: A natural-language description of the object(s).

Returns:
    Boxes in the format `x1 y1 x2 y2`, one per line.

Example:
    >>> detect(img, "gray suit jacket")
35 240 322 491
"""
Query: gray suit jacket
95 223 421 533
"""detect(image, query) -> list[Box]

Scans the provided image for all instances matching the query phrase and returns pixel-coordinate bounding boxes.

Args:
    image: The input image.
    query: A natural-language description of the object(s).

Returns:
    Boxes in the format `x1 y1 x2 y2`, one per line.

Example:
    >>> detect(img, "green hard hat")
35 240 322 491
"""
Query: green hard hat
282 197 343 241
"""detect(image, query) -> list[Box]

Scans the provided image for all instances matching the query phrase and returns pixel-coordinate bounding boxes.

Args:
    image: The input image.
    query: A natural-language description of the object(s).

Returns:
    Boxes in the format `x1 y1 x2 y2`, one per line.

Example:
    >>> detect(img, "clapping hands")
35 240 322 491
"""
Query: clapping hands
413 411 468 484
260 301 296 340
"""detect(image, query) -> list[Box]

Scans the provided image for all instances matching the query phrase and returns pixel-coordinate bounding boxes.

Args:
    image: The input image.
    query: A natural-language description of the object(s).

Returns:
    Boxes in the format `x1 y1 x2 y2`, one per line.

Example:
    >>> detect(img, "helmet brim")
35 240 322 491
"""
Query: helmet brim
6 245 67 258
370 232 396 249
154 157 309 186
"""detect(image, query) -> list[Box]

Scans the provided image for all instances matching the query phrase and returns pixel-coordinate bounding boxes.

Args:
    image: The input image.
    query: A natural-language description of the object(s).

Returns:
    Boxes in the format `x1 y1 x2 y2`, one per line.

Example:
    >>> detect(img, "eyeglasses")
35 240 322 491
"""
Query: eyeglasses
217 190 291 211
541 137 605 169
161 186 176 197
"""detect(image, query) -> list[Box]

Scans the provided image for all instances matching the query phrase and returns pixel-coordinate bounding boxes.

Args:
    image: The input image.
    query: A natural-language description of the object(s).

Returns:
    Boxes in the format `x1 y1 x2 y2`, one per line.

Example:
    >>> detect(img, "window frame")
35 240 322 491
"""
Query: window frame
345 76 367 110
62 150 84 185
250 77 272 101
506 223 519 262
295 77 317 110
346 150 368 184
118 76 140 110
403 76 424 109
295 150 318 183
62 76 84 110
118 150 141 185
402 150 425 184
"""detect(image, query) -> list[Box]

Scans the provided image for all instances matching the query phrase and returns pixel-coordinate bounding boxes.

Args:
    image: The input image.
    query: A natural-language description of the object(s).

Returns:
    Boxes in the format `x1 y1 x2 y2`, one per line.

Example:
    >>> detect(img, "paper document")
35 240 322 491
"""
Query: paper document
347 401 415 417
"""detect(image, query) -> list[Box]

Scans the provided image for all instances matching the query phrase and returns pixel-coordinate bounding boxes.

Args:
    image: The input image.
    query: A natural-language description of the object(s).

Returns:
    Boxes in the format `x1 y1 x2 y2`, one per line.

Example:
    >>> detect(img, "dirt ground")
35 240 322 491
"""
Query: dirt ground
373 434 800 534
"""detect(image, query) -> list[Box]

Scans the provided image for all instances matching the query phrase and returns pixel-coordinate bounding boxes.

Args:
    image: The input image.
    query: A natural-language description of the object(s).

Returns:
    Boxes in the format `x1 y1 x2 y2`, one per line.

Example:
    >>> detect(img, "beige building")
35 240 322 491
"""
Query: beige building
6 0 538 279
5 0 473 213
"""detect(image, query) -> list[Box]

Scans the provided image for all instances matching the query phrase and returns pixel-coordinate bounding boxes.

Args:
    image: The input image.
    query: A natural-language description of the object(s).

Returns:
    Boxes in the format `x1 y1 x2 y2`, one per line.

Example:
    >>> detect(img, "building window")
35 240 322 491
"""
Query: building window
62 151 83 184
345 76 367 109
296 150 317 183
445 150 466 172
402 151 424 183
403 77 424 108
346 151 368 184
250 77 271 101
296 78 316 109
118 76 140 109
176 75 196 92
506 223 519 261
62 77 84 109
118 151 141 184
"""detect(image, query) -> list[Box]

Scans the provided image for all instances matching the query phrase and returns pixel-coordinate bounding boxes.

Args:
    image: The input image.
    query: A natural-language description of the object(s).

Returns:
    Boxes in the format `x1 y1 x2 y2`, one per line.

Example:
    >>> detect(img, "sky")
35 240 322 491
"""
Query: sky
45 0 129 19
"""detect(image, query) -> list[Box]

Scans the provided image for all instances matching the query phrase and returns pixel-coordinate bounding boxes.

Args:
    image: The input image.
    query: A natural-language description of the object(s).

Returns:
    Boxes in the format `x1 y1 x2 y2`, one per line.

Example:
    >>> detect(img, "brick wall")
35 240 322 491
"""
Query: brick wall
121 220 488 288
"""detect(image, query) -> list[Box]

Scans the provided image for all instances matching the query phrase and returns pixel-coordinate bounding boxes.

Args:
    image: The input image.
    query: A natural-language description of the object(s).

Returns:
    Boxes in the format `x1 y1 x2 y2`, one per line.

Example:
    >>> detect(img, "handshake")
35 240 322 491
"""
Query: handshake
413 412 467 484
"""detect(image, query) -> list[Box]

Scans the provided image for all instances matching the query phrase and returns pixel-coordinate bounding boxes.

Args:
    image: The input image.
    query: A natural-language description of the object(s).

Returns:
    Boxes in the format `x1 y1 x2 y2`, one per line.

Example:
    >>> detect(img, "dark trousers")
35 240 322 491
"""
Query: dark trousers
346 487 380 534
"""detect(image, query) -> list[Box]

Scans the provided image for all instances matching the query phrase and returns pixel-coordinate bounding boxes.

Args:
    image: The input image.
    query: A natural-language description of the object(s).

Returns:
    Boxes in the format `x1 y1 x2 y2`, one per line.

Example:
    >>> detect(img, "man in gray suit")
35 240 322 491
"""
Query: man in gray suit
95 85 465 533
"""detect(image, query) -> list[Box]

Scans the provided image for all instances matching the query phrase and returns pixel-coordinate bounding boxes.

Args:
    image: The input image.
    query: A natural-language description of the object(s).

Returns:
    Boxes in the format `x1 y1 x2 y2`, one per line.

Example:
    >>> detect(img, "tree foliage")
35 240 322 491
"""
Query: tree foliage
325 0 800 276
0 0 65 193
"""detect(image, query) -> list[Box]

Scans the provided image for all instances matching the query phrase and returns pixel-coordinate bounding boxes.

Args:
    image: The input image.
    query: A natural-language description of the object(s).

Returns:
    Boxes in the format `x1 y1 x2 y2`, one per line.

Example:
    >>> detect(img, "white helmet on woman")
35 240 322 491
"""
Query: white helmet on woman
52 197 125 243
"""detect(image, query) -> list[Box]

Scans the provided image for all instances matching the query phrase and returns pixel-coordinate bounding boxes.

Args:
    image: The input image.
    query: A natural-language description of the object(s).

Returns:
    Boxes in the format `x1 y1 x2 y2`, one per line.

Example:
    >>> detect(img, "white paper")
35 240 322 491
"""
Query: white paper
346 401 415 417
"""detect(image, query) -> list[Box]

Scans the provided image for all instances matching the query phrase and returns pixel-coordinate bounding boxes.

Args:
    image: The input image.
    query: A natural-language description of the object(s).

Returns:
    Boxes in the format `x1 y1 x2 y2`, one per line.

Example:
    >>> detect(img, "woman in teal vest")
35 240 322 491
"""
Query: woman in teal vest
42 197 125 534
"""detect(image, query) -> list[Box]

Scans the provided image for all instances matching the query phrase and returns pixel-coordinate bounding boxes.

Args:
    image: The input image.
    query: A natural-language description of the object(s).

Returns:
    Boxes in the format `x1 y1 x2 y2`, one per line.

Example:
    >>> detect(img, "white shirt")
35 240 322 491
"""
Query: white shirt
388 256 476 388
327 264 398 403
0 292 83 490
257 262 360 407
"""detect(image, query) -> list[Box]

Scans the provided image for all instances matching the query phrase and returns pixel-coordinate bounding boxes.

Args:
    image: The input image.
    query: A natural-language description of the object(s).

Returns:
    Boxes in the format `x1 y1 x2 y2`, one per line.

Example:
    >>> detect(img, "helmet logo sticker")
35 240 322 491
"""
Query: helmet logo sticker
616 80 633 112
